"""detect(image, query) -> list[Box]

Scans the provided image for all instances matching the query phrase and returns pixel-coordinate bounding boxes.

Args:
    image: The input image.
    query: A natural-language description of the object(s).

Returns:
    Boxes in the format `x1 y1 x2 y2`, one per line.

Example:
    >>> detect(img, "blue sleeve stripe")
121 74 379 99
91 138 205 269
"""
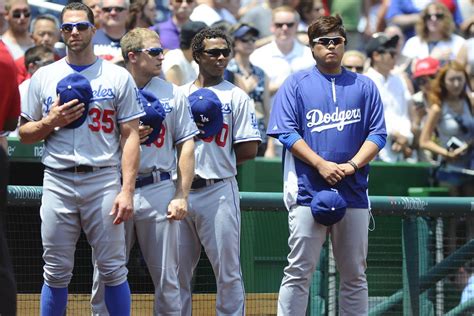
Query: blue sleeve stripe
174 130 200 145
278 132 302 150
117 111 146 123
367 134 386 150
233 136 262 144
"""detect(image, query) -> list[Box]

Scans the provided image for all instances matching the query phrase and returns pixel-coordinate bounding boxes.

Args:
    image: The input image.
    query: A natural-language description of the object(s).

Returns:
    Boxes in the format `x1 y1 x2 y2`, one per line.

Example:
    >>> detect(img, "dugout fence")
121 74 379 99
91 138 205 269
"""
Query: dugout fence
4 187 474 315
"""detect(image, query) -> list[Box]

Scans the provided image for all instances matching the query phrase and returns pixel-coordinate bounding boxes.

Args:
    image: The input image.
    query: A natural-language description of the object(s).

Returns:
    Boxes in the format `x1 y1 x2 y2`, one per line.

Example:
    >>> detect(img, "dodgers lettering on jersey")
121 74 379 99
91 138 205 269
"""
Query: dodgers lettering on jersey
180 80 261 179
139 77 199 173
267 67 386 209
22 58 145 169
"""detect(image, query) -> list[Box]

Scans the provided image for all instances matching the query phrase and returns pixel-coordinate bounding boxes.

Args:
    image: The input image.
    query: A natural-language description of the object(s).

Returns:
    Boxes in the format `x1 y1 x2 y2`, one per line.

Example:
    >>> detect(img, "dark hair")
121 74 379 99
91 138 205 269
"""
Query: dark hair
191 27 232 63
307 14 346 47
30 14 60 33
126 0 153 31
24 45 54 68
61 2 94 25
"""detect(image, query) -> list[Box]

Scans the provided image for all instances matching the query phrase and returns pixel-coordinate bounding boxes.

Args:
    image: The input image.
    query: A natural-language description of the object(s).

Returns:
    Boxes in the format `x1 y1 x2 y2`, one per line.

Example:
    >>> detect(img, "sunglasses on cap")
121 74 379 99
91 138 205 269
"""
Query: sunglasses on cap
202 48 231 58
60 21 94 32
102 6 126 13
12 10 30 19
274 22 295 28
424 13 444 20
239 37 256 43
313 36 345 47
134 47 164 57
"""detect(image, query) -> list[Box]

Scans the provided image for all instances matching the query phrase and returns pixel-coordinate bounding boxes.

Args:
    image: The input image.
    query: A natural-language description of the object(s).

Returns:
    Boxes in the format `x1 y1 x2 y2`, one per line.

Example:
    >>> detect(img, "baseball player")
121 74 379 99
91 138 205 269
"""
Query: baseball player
178 27 261 316
18 3 143 315
90 27 199 315
266 15 387 315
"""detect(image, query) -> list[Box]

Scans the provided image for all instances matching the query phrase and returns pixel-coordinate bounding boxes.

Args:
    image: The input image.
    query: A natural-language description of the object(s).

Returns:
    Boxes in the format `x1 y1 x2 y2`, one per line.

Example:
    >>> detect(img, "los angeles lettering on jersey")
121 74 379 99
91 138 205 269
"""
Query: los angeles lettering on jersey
306 107 361 133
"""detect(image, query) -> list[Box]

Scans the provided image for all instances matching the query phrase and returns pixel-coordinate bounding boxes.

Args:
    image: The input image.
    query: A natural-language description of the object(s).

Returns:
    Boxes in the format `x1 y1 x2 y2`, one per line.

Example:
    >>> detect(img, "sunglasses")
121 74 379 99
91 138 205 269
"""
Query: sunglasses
102 6 126 13
134 47 164 57
415 75 435 86
202 48 231 58
60 21 94 32
174 0 195 3
424 13 444 20
239 37 256 43
313 36 345 47
35 59 55 67
343 65 364 73
274 22 295 28
12 10 30 19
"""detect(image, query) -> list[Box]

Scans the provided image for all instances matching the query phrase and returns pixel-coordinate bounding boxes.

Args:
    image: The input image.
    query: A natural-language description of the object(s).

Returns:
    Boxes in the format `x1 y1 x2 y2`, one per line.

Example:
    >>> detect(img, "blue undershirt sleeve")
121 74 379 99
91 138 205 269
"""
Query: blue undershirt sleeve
367 134 386 150
278 132 302 151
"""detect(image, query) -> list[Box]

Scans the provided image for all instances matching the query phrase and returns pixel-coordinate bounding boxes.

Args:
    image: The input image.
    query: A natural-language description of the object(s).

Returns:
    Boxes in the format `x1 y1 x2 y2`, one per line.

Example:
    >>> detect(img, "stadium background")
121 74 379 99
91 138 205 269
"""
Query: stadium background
5 137 474 315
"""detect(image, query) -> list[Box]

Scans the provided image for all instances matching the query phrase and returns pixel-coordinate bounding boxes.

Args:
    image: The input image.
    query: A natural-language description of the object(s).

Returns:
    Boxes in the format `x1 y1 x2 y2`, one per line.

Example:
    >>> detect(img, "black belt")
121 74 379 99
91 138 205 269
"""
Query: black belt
48 165 114 173
135 172 171 188
191 177 224 190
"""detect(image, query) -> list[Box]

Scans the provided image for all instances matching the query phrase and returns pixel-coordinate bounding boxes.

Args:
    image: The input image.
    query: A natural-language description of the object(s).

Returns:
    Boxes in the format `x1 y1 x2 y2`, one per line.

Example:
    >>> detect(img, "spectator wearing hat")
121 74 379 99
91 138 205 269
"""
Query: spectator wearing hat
162 21 206 85
228 23 273 157
365 33 416 162
410 57 440 162
151 0 196 50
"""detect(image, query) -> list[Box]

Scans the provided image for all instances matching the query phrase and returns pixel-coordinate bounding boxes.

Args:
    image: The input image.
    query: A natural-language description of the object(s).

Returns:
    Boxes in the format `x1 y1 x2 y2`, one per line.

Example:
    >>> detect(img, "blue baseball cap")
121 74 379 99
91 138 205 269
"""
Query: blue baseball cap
188 88 224 139
310 190 347 226
138 89 166 145
56 73 93 129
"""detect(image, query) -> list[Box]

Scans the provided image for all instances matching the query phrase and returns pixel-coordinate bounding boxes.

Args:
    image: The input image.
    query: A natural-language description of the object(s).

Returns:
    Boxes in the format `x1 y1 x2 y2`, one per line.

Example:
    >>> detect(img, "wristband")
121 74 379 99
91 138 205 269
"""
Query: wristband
348 160 359 172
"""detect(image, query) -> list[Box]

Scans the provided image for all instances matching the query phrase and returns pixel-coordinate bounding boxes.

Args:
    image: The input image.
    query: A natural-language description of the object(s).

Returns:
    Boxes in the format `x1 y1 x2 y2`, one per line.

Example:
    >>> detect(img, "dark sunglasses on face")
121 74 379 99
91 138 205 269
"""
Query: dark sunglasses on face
274 22 295 28
174 0 195 3
134 47 164 57
102 6 126 13
424 13 444 21
12 10 30 18
313 36 345 47
202 48 231 58
239 37 256 43
60 21 94 32
415 75 435 86
343 65 364 73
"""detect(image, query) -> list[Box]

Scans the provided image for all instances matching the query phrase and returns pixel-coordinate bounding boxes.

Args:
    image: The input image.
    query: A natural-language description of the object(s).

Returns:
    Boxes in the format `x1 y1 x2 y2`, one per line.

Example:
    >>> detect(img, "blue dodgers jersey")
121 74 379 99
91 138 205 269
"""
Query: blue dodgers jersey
267 67 386 208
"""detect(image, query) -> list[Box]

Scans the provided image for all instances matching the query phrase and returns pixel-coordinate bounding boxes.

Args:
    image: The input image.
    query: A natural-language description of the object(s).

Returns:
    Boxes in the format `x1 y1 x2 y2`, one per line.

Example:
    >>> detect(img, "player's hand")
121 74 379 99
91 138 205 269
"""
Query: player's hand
110 191 134 225
138 125 153 144
167 198 188 221
45 97 85 128
338 163 355 176
316 160 345 186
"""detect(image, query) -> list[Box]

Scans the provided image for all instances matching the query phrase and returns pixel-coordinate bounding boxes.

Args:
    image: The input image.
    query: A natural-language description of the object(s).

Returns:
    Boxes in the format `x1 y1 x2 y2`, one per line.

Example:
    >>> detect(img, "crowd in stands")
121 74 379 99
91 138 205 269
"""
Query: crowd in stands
1 0 473 184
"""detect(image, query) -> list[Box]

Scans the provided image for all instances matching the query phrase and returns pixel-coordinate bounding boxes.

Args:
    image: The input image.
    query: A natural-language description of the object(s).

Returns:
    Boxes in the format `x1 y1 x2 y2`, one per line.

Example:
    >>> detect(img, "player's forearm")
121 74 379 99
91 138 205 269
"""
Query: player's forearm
349 141 380 169
174 139 195 199
235 141 259 165
120 120 140 194
18 117 56 144
290 139 326 169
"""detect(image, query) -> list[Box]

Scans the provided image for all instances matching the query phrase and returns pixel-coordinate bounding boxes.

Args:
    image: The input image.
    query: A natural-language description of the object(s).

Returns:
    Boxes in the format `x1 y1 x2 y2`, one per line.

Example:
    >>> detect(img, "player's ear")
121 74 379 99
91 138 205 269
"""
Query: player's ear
128 51 138 63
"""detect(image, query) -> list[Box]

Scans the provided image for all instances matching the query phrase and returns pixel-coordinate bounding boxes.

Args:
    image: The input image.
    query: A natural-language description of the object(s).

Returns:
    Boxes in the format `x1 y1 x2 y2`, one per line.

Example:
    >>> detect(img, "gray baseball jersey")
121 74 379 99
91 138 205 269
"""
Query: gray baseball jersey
22 58 144 291
180 80 261 179
178 80 261 315
22 58 144 169
91 77 199 316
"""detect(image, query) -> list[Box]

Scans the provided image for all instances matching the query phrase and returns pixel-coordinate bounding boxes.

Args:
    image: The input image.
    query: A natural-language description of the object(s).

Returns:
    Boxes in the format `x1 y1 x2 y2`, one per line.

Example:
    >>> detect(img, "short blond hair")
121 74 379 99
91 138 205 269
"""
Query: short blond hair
120 28 159 62
5 0 28 11
272 5 300 24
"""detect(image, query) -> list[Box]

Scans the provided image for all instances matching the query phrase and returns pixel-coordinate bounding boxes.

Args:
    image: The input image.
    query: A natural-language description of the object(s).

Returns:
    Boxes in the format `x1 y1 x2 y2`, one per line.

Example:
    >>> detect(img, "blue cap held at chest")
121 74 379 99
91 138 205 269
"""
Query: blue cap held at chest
56 73 93 129
188 88 224 139
138 89 166 145
311 189 347 226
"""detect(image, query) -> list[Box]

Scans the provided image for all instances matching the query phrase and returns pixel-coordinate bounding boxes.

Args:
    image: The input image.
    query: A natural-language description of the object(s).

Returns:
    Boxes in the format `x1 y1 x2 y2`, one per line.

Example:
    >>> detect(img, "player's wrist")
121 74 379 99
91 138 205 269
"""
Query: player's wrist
347 160 359 172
